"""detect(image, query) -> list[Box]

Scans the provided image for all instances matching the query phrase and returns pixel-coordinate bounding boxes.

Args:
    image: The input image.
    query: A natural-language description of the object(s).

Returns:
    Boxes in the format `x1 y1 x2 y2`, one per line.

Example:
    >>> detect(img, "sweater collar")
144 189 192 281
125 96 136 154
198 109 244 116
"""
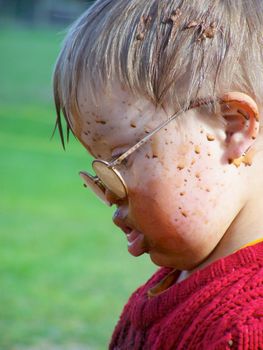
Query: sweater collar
129 242 263 328
147 238 263 298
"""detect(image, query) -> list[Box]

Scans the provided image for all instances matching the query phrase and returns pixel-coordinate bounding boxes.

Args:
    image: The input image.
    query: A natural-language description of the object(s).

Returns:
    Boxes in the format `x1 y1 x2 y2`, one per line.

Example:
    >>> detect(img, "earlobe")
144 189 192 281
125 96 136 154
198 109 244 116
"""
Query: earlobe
220 92 260 165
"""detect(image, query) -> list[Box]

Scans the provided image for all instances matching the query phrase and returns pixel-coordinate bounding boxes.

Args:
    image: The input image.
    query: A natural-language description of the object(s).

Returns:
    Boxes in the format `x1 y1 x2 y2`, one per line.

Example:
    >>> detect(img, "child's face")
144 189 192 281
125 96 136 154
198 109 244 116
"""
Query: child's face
76 84 246 270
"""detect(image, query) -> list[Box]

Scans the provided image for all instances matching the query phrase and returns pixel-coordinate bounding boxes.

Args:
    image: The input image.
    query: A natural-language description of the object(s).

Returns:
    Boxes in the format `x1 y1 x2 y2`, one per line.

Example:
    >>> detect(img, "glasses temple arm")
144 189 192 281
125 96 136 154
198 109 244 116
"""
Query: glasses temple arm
109 97 215 167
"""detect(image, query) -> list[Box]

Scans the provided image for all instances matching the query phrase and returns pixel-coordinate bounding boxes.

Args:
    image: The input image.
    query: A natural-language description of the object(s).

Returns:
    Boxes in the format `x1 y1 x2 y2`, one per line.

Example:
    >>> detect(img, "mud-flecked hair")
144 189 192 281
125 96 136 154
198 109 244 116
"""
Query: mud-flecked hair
53 0 263 147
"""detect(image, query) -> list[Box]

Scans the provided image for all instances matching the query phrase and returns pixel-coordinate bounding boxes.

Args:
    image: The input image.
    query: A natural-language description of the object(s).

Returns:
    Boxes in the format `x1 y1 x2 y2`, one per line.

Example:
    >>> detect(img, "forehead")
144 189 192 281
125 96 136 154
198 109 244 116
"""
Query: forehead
75 84 166 159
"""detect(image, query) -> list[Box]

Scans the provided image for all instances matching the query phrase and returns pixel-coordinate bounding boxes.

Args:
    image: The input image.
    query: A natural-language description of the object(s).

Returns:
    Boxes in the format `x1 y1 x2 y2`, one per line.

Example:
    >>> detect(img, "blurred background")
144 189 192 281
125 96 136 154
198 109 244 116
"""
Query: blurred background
0 1 155 349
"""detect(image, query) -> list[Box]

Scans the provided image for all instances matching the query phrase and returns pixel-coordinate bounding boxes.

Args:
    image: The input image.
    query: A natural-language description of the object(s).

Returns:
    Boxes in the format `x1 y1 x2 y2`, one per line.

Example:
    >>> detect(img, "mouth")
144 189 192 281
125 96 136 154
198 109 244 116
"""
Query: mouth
126 229 147 256
113 210 148 257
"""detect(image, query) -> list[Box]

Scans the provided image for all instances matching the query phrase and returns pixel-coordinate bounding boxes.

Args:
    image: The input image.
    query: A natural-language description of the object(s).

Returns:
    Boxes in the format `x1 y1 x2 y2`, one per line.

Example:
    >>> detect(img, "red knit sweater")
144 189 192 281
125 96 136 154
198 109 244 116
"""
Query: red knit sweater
110 242 263 349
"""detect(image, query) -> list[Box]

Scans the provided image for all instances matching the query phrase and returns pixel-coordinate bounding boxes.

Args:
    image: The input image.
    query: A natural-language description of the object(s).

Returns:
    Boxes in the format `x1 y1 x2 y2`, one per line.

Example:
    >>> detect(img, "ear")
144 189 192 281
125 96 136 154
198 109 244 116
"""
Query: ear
220 92 260 162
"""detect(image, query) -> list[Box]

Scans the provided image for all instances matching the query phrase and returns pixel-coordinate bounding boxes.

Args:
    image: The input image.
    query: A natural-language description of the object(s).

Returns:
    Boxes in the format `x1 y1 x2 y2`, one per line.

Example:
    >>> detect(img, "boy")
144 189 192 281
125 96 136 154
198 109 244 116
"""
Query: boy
53 0 263 348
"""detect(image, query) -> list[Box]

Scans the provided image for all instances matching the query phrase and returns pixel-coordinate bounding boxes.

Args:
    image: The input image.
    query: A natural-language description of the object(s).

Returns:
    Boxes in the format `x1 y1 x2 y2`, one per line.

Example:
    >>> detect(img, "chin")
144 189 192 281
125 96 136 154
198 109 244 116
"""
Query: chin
149 251 179 269
149 251 202 271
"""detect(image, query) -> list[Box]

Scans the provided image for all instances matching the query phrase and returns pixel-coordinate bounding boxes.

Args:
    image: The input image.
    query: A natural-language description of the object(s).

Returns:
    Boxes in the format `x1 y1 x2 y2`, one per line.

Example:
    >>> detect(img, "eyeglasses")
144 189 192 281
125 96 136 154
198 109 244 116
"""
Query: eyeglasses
79 97 215 206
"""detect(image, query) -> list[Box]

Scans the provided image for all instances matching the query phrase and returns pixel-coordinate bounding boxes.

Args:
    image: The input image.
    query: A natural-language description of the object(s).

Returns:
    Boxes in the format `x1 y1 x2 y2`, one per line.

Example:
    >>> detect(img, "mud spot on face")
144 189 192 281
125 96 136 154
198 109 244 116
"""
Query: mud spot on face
243 149 255 166
195 173 200 179
195 145 201 154
228 150 254 168
177 162 185 170
96 120 107 125
206 134 215 141
181 211 188 218
144 126 151 134
151 138 160 159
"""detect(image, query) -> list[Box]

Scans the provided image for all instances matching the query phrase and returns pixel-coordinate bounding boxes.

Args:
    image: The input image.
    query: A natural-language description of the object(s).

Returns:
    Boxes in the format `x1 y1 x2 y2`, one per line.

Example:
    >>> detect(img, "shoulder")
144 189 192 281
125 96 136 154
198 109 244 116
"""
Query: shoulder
213 309 263 349
203 264 263 349
227 271 263 348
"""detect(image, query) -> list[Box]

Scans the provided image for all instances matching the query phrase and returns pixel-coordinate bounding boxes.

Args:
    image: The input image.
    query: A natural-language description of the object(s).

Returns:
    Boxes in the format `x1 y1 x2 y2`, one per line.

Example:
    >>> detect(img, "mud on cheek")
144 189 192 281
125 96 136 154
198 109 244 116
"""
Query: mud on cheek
129 179 191 224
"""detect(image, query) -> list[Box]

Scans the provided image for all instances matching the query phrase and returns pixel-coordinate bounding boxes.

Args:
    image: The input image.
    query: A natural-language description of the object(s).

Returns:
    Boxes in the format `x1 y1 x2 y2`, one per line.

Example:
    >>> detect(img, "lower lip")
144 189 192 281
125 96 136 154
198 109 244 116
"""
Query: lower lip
127 230 147 257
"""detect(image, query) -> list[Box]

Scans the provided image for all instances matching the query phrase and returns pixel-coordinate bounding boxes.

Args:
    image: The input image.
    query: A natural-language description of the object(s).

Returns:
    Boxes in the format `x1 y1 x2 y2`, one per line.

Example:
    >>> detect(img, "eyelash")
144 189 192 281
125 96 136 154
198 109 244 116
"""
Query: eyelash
111 154 130 168
122 148 144 168
122 158 129 166
113 151 137 169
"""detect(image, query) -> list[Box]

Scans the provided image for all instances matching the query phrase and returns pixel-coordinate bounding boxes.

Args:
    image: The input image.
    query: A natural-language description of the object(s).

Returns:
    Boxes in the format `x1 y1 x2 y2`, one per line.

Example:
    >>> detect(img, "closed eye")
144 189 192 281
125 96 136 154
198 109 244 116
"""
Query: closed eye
111 146 136 168
112 154 132 168
121 158 129 166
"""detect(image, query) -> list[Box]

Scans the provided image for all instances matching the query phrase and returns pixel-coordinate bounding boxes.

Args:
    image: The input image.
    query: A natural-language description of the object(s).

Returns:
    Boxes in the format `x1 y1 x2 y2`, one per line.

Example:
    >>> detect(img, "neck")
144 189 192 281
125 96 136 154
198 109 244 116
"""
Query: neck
178 194 263 283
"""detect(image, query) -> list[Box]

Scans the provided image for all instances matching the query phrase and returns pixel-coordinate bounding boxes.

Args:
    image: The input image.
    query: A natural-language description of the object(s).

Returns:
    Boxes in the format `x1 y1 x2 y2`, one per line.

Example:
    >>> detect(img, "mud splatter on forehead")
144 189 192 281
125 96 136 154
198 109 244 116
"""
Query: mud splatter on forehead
77 86 170 159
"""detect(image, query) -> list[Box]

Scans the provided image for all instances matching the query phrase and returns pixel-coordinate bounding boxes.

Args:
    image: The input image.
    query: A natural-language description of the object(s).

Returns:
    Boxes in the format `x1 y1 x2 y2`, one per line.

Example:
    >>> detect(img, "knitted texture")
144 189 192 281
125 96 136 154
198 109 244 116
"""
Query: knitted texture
110 242 263 349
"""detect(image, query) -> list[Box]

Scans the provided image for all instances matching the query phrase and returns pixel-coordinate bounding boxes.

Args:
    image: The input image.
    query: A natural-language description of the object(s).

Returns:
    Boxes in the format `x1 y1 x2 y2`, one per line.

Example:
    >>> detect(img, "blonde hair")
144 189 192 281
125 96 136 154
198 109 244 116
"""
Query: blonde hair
54 0 263 146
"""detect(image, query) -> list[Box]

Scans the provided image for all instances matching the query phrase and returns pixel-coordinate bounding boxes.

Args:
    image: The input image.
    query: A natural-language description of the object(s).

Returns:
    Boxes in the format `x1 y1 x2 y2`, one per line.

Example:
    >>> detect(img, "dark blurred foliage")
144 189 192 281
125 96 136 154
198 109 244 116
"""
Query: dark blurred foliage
0 0 95 26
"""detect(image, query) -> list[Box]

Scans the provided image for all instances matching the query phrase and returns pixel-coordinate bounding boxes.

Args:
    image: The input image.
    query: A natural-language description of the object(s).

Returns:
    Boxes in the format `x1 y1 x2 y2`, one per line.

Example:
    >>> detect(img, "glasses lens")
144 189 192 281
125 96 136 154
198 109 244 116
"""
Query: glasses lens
92 160 127 199
79 171 111 206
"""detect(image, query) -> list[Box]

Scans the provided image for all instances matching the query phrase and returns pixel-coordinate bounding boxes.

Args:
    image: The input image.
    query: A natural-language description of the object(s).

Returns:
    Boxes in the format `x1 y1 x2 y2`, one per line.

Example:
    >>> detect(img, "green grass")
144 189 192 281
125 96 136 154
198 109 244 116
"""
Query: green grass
0 26 155 349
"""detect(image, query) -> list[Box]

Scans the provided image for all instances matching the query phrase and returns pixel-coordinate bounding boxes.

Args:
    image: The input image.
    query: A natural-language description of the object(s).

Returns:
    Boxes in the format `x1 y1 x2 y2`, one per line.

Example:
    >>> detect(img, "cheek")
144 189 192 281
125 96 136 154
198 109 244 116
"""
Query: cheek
127 141 231 245
129 176 214 237
127 169 230 269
